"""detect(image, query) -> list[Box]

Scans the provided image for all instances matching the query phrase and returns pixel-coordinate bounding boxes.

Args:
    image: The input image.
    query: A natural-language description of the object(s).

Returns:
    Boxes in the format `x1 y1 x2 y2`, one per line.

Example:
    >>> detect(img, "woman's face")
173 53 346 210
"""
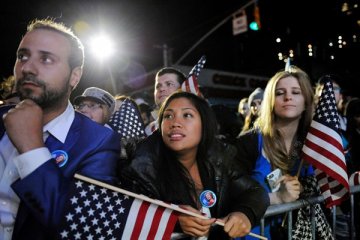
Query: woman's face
206 192 213 200
250 99 262 116
75 99 108 125
161 97 202 156
274 76 305 121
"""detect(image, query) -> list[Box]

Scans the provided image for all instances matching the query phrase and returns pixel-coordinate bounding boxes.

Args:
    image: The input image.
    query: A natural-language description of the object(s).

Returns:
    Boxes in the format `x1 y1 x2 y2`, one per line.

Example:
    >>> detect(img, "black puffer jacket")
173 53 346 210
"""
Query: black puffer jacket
120 131 269 239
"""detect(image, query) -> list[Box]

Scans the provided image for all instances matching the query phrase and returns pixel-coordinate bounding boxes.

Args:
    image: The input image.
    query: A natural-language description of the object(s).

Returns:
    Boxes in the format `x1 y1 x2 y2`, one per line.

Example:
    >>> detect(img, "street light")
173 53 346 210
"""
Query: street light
90 34 115 61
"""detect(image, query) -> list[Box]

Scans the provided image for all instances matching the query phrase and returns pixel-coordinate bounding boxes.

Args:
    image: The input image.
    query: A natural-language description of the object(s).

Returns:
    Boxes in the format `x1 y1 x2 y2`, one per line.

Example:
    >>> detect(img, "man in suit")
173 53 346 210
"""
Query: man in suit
0 19 120 239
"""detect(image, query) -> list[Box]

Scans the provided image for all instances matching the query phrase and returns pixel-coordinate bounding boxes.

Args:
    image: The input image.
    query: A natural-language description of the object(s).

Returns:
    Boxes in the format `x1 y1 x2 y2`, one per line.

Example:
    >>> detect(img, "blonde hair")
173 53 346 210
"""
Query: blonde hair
0 75 16 99
254 66 314 172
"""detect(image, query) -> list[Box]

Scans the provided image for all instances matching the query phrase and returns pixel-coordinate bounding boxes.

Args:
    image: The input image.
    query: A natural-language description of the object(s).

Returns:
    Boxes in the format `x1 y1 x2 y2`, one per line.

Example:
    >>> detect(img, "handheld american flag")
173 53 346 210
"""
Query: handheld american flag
108 98 146 139
181 55 205 97
58 174 178 240
350 171 360 186
302 80 349 208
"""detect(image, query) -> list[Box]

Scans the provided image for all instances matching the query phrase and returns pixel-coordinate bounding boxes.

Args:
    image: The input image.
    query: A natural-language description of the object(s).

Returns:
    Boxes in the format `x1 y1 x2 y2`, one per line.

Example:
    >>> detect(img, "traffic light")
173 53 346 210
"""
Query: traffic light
249 21 260 31
249 4 261 31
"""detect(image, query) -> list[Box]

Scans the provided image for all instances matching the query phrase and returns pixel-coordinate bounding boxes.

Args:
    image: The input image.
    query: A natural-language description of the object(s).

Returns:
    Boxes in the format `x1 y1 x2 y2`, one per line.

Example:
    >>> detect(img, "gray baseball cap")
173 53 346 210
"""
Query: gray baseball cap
74 87 115 113
248 87 264 106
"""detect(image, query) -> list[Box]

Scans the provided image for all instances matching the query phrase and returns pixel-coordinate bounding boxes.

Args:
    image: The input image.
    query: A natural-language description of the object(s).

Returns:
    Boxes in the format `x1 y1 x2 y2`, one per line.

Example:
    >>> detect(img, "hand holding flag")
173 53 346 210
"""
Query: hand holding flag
302 79 349 208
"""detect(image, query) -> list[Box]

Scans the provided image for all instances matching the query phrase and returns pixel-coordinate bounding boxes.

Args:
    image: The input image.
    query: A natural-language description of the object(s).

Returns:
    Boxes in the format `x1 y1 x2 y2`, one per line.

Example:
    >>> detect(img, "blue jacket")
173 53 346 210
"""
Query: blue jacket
0 105 121 239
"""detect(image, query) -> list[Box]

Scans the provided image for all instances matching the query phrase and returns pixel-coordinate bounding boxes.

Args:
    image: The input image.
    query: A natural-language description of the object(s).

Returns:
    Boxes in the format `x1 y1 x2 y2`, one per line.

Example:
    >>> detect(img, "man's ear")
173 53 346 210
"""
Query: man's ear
69 66 83 90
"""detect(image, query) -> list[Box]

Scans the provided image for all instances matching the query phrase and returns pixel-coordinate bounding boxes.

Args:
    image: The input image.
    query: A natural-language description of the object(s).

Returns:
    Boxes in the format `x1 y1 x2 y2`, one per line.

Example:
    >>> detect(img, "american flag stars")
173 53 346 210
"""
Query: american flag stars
58 176 178 240
315 81 340 129
189 55 206 78
302 79 349 208
108 98 146 139
59 180 130 240
181 55 206 97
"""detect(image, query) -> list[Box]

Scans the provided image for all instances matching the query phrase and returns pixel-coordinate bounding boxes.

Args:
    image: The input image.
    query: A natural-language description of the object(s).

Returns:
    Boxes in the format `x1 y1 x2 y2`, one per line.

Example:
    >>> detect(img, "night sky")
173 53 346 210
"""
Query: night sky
1 0 359 100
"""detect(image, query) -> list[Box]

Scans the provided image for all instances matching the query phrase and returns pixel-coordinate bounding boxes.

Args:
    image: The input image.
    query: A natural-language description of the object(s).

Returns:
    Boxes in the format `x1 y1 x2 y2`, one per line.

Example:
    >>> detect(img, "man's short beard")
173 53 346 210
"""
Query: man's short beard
16 75 70 109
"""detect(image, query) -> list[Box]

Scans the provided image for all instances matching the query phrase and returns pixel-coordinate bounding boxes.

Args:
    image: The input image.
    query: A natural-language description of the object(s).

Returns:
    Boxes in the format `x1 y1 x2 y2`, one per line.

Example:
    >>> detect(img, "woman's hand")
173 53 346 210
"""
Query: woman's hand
178 205 216 237
274 174 301 203
221 212 251 238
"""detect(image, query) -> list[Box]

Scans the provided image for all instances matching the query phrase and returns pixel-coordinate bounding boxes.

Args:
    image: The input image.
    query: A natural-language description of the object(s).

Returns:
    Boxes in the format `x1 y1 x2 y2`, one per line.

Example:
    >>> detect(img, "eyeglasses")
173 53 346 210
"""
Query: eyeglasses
75 103 102 111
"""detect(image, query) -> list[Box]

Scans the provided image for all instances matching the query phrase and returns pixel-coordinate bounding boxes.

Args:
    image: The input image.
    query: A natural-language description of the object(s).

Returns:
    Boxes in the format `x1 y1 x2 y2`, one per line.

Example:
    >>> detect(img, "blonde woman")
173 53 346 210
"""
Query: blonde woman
236 66 332 239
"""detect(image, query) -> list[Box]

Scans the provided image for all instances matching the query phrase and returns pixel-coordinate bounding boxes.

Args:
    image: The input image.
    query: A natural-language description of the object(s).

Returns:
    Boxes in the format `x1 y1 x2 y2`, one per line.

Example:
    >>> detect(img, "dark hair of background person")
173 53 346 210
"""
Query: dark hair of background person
345 98 360 172
212 104 242 143
138 103 152 125
345 98 360 136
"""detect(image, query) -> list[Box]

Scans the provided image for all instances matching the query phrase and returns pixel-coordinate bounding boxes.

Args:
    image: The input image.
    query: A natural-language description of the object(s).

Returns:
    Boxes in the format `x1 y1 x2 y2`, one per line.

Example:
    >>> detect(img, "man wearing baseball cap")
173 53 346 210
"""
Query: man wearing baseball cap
74 87 115 126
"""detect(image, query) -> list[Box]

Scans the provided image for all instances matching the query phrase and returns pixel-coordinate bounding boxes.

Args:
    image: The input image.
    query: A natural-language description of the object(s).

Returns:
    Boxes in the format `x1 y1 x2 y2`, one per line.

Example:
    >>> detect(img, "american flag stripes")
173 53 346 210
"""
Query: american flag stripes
181 55 206 97
108 98 146 139
58 175 178 240
302 79 349 208
350 171 360 186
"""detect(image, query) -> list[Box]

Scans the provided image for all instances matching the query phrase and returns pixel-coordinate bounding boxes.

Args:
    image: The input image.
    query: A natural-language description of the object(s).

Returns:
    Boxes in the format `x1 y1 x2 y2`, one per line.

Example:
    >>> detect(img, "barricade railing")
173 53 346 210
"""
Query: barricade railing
260 185 360 239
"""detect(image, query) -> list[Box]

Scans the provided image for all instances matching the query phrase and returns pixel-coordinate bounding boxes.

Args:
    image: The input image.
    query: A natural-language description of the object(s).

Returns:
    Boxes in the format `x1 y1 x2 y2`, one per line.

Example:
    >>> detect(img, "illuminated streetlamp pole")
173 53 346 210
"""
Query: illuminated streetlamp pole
154 43 173 67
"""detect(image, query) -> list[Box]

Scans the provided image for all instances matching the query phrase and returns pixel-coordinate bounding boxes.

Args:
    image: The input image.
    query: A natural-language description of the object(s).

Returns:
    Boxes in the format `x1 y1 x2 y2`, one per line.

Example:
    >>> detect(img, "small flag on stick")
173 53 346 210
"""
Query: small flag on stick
58 174 178 240
181 55 206 97
302 79 349 208
108 98 146 139
58 174 268 240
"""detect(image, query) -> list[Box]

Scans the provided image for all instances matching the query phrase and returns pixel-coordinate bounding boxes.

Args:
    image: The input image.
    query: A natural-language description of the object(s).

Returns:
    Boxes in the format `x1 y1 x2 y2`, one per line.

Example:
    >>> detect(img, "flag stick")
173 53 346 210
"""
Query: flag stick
296 159 304 178
74 174 267 240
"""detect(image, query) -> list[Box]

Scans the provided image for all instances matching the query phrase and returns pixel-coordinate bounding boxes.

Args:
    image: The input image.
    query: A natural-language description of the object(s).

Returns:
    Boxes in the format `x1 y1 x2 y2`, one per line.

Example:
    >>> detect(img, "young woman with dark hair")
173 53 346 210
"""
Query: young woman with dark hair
120 91 269 239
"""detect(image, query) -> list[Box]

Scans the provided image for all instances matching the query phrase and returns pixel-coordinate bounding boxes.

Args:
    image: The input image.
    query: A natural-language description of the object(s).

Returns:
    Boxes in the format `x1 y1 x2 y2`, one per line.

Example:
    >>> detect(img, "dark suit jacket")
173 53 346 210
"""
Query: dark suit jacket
0 105 121 239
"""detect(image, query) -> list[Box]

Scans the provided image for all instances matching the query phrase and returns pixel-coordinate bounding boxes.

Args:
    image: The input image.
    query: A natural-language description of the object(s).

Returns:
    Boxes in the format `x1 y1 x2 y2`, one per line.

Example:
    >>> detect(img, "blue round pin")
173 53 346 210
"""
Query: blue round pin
199 190 217 208
51 150 68 168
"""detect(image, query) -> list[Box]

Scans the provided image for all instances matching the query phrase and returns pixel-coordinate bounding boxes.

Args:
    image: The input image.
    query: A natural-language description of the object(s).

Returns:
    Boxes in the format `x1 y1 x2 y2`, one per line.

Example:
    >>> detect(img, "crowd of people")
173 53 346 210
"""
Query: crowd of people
0 18 359 240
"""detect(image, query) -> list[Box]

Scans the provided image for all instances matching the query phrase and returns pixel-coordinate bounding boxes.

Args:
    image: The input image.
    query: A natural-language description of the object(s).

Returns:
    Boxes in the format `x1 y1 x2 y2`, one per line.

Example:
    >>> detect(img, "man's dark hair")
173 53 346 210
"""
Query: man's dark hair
155 67 186 85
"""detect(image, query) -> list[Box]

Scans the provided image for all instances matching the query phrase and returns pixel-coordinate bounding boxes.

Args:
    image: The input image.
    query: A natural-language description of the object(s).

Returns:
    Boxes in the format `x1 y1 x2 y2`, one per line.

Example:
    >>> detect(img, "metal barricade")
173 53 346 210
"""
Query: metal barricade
260 185 360 239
